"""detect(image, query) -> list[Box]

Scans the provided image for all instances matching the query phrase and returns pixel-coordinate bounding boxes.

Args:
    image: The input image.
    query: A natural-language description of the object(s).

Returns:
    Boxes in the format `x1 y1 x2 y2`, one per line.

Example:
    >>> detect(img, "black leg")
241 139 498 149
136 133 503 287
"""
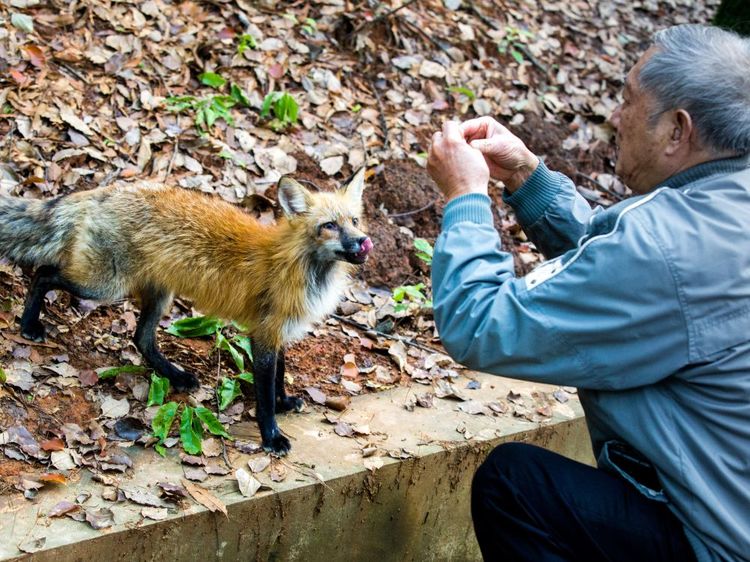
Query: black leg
254 345 291 455
275 352 303 413
20 265 100 342
135 287 198 392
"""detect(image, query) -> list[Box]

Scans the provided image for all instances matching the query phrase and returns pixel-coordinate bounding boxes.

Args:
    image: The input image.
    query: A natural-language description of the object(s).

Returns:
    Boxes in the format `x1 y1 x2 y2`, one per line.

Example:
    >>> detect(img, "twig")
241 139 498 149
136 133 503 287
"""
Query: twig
514 43 548 74
575 172 624 202
399 17 453 56
166 138 179 179
331 313 444 355
368 77 389 150
389 200 436 218
346 0 420 39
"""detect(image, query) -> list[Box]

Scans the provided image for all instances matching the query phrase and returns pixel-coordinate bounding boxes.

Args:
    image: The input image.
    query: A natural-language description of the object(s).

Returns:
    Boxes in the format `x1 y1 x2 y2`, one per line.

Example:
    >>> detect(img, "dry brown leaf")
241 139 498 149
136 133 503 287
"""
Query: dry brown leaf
182 479 228 517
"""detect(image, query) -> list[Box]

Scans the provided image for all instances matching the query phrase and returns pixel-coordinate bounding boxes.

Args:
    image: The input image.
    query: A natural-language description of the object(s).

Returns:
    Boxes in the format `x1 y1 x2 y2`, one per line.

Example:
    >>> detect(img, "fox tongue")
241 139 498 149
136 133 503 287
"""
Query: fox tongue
357 237 374 256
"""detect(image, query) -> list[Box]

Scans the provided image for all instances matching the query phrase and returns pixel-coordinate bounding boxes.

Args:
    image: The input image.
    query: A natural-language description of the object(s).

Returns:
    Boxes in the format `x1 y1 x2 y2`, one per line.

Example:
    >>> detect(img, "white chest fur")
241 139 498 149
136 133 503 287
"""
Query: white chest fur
281 269 348 344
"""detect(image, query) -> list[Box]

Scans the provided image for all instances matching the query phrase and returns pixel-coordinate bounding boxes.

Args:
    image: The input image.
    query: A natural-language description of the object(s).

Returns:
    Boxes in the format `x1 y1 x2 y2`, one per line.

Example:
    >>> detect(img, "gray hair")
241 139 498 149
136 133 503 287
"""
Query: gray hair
638 24 750 155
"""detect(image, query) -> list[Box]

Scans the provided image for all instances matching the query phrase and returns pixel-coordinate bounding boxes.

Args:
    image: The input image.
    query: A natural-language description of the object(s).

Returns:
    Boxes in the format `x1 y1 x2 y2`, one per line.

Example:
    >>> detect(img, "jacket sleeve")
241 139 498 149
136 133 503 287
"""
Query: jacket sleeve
431 192 690 390
503 161 597 258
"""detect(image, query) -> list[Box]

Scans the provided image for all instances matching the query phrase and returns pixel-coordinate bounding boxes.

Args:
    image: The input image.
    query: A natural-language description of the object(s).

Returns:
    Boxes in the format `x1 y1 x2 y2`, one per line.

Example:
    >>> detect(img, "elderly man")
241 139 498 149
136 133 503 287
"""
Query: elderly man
427 24 750 562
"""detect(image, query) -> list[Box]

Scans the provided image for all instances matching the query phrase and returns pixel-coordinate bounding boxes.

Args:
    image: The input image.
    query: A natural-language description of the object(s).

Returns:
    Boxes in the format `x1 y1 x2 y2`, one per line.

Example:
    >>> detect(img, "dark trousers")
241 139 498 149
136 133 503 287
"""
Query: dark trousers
471 443 698 562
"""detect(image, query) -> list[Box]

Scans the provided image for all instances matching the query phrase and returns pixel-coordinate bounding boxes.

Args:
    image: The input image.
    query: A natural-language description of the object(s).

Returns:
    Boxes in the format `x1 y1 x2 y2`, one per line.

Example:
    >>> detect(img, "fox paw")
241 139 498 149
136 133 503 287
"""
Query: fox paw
167 370 200 393
262 433 291 456
276 395 304 413
21 320 46 342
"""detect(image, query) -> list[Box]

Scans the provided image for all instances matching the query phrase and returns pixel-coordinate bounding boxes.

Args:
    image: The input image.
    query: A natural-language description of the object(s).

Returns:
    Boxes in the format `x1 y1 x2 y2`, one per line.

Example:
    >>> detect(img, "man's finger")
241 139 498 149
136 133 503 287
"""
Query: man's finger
442 120 464 142
460 117 492 141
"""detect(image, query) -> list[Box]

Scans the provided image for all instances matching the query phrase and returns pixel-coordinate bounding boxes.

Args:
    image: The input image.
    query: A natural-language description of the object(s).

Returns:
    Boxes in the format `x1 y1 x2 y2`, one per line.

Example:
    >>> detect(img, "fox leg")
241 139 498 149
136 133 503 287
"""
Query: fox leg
21 265 102 342
275 352 303 413
134 287 199 392
254 345 291 455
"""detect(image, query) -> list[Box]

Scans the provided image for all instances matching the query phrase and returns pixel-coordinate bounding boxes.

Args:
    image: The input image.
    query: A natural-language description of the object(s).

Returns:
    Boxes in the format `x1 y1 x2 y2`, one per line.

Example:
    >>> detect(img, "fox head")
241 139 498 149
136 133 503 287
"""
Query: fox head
277 168 374 265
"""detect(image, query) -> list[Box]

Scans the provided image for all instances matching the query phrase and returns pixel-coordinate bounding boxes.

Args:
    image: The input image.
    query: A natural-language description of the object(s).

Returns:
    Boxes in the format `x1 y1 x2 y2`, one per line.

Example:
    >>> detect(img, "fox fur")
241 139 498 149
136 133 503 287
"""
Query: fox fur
0 169 372 454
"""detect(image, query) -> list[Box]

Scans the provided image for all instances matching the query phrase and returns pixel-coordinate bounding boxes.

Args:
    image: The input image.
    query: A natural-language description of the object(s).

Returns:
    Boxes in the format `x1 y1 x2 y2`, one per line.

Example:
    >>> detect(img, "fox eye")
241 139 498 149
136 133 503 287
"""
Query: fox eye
319 221 338 233
352 217 359 227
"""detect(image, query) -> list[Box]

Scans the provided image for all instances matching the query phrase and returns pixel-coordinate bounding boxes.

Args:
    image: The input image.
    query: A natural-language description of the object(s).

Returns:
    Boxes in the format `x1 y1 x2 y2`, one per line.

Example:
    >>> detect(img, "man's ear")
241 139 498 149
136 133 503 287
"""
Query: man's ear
343 167 366 202
278 177 314 216
666 109 693 155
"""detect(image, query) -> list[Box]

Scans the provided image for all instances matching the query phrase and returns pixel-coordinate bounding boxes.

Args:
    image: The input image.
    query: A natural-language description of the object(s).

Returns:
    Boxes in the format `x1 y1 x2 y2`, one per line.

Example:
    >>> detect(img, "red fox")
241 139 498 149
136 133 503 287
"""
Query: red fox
0 169 373 454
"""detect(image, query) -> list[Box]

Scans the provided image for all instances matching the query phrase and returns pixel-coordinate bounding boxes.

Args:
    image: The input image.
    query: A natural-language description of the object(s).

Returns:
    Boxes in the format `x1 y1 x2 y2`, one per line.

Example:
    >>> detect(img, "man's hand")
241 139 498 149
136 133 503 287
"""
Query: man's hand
427 121 490 202
461 117 539 193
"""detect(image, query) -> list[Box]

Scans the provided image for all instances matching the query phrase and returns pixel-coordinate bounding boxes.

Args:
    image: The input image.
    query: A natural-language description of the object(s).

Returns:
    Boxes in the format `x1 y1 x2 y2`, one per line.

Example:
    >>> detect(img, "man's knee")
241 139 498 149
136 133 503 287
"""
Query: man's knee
472 442 542 509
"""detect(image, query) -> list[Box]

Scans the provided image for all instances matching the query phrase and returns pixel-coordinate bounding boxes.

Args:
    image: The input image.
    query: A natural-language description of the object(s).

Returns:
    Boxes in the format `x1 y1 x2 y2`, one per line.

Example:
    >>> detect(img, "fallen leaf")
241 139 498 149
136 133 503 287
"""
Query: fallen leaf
305 387 327 405
48 501 80 518
17 537 45 554
122 487 164 508
235 468 262 498
141 507 169 521
182 480 228 516
248 456 271 473
85 507 114 530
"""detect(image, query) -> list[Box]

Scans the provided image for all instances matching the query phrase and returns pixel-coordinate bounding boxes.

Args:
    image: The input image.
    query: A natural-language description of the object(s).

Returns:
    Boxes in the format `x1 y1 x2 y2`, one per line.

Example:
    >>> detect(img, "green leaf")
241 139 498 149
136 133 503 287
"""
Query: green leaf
274 93 298 124
232 335 253 363
510 48 525 64
237 372 254 384
237 34 257 55
392 286 406 303
98 364 149 380
413 238 433 265
152 401 179 455
217 377 242 411
216 332 244 372
403 283 426 301
180 406 203 455
165 95 198 112
393 303 408 313
147 373 170 407
230 83 251 107
166 316 223 338
195 407 232 439
447 86 476 101
11 13 34 33
199 72 227 89
0 366 6 384
260 92 282 118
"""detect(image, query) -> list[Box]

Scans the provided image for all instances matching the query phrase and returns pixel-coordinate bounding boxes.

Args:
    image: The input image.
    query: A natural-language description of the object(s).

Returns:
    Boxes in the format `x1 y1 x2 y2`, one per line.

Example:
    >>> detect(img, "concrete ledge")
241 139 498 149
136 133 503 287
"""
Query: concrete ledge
1 373 592 561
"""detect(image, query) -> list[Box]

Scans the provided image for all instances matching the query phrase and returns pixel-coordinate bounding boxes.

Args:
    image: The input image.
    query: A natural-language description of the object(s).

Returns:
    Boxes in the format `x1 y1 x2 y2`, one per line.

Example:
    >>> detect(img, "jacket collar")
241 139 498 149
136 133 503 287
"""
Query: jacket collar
663 153 750 190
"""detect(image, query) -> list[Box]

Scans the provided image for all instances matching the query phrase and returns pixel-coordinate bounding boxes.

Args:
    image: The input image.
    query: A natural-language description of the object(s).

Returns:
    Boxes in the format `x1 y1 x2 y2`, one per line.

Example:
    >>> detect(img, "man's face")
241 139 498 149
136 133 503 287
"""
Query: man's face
610 49 674 194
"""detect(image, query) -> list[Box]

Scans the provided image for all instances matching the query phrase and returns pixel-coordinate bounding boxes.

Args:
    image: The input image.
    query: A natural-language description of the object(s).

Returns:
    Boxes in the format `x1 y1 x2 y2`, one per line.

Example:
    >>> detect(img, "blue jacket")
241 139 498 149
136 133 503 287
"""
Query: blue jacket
432 155 750 562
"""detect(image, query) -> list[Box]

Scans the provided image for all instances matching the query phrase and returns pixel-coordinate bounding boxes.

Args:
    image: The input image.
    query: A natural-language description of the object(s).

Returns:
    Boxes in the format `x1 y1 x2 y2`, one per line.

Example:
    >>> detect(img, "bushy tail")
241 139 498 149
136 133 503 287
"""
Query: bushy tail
0 195 71 267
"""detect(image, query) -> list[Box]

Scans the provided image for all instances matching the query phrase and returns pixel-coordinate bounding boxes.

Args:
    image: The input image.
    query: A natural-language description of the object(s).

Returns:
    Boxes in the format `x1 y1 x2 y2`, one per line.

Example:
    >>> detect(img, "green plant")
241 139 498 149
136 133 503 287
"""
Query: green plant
237 33 257 55
447 86 476 101
152 402 231 456
414 238 433 265
165 72 251 133
392 283 432 313
260 91 299 131
497 26 533 64
392 239 435 313
300 17 317 36
167 316 255 412
0 366 6 384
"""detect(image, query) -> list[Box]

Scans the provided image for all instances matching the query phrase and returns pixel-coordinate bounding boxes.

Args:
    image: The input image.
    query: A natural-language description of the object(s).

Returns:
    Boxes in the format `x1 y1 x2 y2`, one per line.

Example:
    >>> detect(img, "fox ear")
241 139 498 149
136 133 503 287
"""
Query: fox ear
342 167 366 202
278 177 313 216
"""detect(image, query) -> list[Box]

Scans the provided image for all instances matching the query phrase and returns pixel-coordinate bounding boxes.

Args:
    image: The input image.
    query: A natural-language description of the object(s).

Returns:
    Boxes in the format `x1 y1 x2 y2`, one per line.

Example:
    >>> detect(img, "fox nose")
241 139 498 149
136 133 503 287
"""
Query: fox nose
357 237 373 255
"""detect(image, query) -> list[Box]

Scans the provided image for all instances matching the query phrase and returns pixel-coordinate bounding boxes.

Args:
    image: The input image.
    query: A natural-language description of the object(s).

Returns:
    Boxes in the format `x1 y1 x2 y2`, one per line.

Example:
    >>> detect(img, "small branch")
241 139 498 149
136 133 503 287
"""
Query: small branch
331 313 444 355
347 0 420 39
166 138 179 179
575 172 625 202
368 77 389 150
389 200 436 218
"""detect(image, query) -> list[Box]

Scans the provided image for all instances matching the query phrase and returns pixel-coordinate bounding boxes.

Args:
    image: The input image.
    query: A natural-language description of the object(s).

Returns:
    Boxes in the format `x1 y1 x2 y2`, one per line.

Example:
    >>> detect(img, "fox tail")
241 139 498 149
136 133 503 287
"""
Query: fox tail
0 195 71 268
